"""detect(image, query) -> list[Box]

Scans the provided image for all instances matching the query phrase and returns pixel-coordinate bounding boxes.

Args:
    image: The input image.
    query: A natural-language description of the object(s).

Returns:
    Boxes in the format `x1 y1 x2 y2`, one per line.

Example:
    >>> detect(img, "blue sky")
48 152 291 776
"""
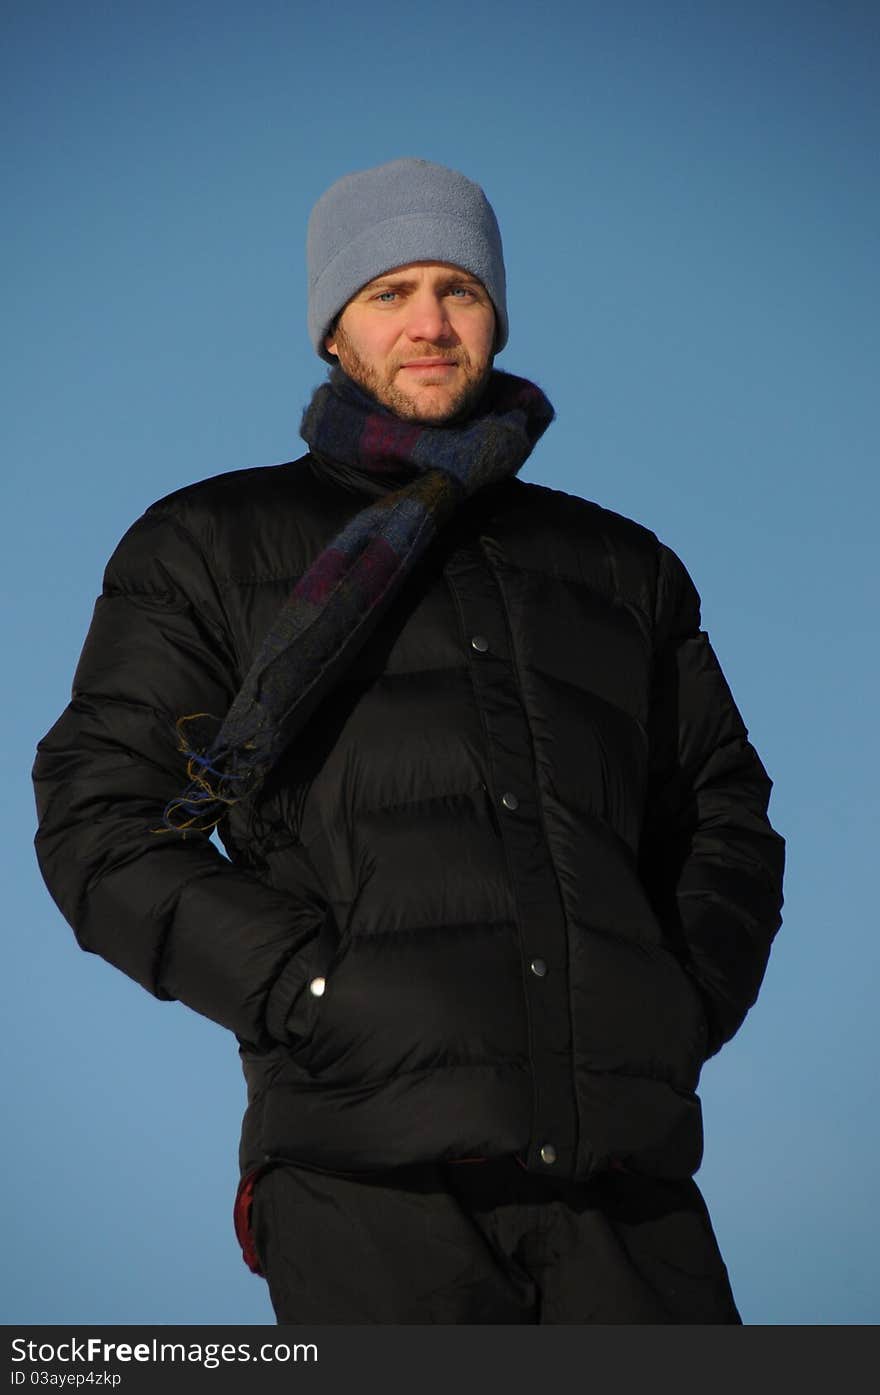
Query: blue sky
4 0 878 1324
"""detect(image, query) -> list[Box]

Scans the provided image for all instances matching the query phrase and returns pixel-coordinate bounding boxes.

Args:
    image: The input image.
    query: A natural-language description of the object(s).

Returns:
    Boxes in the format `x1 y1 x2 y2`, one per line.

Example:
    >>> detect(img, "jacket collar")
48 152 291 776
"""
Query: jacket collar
306 447 421 498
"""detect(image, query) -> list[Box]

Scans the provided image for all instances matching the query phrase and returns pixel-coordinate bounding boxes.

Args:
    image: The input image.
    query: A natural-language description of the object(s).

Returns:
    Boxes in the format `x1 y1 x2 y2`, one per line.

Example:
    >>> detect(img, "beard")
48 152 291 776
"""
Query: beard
330 324 494 424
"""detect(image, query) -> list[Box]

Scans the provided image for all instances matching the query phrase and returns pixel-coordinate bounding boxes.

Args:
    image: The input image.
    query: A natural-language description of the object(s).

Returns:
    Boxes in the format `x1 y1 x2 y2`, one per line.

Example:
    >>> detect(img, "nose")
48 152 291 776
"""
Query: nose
404 289 454 343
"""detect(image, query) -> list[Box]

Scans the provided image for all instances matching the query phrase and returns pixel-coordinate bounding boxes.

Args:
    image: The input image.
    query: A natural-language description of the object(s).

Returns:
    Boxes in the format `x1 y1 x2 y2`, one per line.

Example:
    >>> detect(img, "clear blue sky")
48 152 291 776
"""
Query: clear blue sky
4 0 878 1324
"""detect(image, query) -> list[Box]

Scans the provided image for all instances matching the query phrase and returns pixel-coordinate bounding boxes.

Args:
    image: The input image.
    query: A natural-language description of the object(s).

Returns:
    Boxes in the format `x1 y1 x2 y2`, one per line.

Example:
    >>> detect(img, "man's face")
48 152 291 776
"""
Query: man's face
324 261 497 424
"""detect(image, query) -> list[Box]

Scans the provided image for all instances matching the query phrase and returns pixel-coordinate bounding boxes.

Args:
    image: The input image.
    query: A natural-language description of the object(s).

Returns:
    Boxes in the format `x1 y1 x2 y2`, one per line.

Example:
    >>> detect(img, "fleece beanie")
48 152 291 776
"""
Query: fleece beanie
307 157 508 363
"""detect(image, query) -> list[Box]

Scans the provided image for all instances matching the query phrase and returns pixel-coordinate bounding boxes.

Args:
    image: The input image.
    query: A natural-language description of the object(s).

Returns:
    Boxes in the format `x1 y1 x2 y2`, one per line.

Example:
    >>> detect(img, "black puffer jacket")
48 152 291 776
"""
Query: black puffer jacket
33 450 785 1183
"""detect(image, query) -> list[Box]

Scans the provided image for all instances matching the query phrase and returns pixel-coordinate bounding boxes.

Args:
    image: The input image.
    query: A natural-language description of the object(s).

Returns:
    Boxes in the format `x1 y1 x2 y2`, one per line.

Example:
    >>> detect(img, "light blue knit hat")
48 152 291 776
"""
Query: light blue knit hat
307 157 508 363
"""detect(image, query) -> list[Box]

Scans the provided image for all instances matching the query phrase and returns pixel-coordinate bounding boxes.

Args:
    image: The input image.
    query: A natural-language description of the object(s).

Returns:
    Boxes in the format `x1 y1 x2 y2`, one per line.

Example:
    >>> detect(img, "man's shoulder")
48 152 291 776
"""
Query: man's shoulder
145 454 318 527
99 454 339 591
134 453 348 576
490 478 688 621
501 476 665 567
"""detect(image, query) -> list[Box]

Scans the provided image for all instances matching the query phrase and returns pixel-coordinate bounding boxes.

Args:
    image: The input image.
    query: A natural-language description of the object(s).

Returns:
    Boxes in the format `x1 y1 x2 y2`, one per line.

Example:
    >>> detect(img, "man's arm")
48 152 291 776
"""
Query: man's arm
32 505 326 1048
639 542 786 1060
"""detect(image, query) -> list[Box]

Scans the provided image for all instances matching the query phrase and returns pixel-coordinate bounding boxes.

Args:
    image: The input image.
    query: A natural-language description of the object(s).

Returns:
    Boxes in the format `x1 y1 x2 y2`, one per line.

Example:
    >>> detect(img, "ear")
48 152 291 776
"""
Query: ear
324 314 341 358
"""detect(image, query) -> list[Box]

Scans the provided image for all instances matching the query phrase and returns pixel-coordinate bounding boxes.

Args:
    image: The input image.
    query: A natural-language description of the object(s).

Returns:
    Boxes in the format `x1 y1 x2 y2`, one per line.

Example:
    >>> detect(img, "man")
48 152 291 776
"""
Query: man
33 157 785 1324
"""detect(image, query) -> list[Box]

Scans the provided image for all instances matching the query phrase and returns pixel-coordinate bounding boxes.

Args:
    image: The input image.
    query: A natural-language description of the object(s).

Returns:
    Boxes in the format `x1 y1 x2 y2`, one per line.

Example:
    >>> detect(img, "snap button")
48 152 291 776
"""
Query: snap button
540 1144 557 1165
501 791 519 810
308 977 326 997
530 958 548 978
470 634 489 652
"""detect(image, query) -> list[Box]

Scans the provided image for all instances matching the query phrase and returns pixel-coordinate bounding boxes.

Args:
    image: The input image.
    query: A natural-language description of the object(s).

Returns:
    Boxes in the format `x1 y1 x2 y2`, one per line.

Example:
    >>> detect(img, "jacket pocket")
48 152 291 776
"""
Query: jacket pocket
687 971 713 1058
677 964 711 1074
288 905 353 1056
266 905 342 1049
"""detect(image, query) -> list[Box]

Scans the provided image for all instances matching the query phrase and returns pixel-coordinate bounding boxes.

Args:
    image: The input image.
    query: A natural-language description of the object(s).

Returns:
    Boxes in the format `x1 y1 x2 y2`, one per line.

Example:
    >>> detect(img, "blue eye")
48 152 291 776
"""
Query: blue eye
376 291 397 303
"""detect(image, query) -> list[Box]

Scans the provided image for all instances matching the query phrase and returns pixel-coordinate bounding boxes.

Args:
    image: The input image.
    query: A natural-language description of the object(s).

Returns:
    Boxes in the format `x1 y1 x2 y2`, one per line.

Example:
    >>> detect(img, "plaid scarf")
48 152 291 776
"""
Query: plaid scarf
158 366 554 835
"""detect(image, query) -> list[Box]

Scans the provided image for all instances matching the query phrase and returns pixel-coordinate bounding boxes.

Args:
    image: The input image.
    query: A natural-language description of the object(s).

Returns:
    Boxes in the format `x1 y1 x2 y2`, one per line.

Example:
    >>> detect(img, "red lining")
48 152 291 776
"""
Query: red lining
233 1165 268 1275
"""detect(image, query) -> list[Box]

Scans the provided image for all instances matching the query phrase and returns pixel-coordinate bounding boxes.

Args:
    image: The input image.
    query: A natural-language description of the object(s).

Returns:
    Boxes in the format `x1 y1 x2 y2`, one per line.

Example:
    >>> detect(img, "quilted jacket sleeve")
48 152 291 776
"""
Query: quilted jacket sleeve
639 542 786 1060
32 506 326 1048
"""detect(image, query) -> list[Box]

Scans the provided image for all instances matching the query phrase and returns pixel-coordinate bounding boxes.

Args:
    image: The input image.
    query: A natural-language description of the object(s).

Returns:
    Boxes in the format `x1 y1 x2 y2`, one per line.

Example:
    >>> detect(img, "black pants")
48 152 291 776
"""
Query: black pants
250 1157 741 1324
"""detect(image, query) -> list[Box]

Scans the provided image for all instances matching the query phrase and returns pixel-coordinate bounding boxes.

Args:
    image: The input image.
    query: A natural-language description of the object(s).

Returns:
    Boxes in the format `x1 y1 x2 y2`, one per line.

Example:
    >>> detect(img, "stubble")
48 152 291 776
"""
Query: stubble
332 324 493 425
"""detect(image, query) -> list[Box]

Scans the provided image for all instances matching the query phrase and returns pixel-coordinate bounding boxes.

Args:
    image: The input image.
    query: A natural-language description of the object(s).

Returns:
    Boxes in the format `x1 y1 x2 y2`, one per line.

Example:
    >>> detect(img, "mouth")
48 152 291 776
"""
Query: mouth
398 359 458 376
